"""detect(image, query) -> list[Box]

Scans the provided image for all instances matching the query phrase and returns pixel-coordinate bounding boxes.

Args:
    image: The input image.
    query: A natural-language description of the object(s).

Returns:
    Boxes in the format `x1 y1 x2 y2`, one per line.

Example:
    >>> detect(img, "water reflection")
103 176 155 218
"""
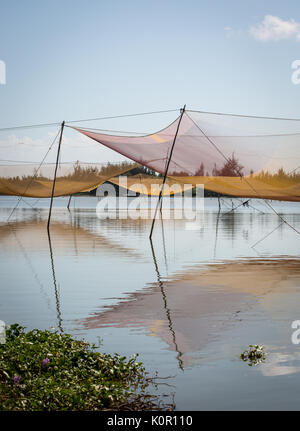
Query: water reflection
0 214 146 333
261 352 300 377
1 197 300 409
150 238 184 371
79 258 300 368
47 231 63 333
0 216 144 259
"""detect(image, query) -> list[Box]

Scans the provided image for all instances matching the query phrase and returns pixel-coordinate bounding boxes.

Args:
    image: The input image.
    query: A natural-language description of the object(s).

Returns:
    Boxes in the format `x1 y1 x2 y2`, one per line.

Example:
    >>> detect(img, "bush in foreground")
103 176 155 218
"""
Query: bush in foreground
0 324 173 411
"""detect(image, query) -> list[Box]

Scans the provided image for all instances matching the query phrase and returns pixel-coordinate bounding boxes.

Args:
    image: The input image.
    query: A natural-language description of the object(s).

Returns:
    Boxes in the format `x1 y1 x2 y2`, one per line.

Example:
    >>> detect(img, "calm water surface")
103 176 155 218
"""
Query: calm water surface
1 196 300 410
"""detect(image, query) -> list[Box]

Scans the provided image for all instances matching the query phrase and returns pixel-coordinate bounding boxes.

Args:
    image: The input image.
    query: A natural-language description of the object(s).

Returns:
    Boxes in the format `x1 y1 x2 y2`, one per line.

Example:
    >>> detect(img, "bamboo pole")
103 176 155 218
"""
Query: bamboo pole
67 195 72 211
47 121 65 232
149 105 186 239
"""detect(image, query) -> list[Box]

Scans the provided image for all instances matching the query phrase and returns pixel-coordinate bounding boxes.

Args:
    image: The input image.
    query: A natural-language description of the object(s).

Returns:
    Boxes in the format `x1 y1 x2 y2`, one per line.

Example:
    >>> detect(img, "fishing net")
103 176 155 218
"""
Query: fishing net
0 125 139 198
1 110 300 201
108 174 193 196
72 110 300 202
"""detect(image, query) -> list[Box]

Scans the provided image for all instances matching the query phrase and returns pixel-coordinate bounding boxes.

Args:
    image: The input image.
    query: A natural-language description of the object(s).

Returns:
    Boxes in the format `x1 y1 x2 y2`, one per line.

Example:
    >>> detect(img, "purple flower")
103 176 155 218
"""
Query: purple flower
13 375 21 384
42 358 50 368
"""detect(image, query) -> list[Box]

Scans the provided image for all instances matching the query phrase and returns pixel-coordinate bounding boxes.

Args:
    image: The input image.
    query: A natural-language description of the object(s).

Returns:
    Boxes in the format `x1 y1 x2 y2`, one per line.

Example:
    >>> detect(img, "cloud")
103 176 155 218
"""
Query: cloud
250 15 300 42
224 26 233 38
224 26 243 39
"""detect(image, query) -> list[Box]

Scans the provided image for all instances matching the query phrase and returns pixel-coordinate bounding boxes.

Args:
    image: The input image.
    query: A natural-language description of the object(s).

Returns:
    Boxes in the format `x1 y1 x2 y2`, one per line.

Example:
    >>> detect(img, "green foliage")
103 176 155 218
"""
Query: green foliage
240 344 267 366
0 324 172 411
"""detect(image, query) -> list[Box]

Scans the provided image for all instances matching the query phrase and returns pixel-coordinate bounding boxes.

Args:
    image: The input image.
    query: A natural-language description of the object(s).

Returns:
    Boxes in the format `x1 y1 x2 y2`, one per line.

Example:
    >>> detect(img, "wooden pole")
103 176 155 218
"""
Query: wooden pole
47 121 65 232
149 105 186 239
67 195 72 211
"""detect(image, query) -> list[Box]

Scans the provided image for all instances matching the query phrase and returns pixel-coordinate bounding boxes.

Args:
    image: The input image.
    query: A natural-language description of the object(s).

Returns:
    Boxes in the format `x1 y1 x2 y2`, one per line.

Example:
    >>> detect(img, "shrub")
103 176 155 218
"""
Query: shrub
0 324 173 411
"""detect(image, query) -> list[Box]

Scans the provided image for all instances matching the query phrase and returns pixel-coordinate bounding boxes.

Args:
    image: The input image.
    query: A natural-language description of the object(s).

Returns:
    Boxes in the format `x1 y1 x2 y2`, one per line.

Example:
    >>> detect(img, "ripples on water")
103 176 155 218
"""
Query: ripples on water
1 196 300 410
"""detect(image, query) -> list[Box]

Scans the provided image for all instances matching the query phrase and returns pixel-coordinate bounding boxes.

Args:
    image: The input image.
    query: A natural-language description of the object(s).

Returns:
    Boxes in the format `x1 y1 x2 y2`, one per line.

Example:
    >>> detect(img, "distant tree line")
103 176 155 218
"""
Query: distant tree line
170 154 244 177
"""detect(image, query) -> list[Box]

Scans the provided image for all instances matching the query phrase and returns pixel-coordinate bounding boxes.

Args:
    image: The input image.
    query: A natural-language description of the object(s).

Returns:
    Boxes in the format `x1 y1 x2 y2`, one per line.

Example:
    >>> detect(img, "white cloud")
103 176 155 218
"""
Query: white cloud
224 26 233 38
250 15 300 42
224 26 243 39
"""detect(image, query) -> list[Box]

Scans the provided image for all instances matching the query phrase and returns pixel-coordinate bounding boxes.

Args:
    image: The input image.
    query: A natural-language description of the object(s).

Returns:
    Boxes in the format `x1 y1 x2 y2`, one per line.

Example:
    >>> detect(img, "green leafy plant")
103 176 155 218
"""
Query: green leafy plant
240 344 267 366
0 324 174 411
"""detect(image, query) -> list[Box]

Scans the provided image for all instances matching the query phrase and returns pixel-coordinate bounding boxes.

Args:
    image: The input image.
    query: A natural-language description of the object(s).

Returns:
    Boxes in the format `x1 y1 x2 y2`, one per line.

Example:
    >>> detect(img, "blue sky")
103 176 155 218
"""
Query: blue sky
0 0 300 132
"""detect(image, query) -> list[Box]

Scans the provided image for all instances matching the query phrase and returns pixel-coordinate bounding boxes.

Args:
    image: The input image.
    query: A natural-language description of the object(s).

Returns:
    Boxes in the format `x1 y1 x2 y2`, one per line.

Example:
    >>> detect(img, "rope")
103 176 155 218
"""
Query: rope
2 106 300 134
185 112 300 237
221 198 265 215
6 127 61 222
251 221 285 249
0 108 180 133
187 109 300 122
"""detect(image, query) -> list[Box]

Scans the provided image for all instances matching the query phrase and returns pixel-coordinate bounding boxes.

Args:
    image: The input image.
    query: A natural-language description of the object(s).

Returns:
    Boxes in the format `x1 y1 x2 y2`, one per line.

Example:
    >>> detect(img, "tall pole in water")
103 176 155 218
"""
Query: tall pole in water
47 121 65 233
149 105 186 240
67 195 72 211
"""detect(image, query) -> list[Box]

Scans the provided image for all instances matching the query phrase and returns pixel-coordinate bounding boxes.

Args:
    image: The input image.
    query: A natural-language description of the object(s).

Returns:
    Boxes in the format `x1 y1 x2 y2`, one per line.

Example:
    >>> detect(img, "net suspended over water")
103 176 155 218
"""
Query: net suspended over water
1 109 300 201
0 123 140 198
72 110 300 202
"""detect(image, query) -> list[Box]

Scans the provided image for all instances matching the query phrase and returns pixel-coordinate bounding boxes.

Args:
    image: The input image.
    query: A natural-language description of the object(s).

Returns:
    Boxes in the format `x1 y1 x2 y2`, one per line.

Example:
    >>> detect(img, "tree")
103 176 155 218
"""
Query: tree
195 162 204 176
213 154 243 177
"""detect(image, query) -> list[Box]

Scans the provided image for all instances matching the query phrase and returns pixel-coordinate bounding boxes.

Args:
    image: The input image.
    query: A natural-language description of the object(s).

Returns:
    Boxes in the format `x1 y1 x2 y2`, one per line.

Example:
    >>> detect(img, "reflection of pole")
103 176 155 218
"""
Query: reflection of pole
69 211 79 256
214 206 221 259
47 121 65 233
47 230 63 333
149 105 186 239
160 149 170 214
149 238 184 371
160 211 168 274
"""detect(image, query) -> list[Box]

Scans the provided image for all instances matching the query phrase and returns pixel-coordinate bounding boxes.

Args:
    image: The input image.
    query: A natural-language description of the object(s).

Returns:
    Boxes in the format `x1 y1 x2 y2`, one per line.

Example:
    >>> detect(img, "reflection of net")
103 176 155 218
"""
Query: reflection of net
73 110 300 202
